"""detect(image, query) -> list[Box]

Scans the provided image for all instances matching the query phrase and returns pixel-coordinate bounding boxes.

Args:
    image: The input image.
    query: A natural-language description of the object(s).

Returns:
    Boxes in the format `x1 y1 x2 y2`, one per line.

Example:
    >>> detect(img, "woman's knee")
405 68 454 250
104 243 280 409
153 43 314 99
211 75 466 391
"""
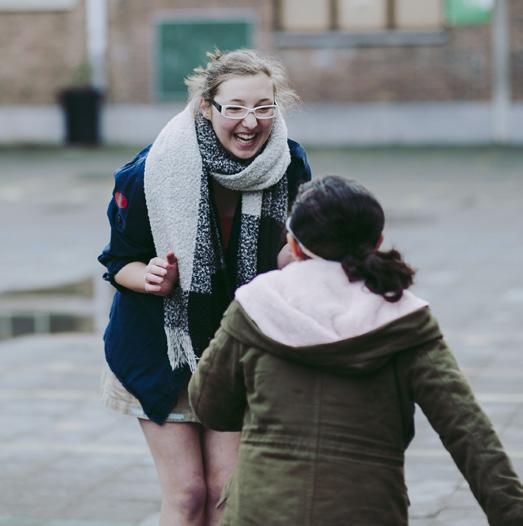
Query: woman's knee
164 478 207 519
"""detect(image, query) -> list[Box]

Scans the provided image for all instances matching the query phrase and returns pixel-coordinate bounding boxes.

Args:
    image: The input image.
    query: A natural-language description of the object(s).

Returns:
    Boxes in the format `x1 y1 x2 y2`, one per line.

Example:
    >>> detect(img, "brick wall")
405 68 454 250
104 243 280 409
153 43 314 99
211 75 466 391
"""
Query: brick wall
0 0 521 105
106 0 272 103
0 4 86 104
275 0 522 103
104 0 519 103
277 26 491 102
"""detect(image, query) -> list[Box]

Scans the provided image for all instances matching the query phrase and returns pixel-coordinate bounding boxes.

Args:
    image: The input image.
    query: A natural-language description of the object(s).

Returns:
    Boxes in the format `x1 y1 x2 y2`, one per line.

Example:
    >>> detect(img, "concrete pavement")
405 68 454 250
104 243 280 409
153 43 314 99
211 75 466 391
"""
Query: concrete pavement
0 145 522 525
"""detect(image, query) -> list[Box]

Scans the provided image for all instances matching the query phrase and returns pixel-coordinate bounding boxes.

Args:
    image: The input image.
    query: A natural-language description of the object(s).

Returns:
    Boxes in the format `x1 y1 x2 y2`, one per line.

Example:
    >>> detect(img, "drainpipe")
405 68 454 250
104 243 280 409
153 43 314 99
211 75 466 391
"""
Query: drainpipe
491 0 511 143
86 0 107 91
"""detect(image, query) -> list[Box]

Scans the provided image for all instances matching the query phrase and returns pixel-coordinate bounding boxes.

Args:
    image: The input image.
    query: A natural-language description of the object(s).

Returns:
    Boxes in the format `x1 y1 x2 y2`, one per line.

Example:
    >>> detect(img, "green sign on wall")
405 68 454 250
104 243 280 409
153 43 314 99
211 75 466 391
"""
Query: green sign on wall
446 0 494 26
155 18 253 100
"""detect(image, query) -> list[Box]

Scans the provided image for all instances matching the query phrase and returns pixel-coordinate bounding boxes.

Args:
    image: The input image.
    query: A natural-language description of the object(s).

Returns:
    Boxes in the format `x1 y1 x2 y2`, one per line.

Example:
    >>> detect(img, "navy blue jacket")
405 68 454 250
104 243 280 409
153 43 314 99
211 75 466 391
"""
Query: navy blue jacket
98 140 311 423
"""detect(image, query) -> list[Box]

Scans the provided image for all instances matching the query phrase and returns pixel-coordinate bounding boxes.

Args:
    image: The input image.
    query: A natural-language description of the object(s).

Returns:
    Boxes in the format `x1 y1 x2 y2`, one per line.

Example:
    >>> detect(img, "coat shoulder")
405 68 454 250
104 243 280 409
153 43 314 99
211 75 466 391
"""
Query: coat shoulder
113 144 151 188
286 139 311 202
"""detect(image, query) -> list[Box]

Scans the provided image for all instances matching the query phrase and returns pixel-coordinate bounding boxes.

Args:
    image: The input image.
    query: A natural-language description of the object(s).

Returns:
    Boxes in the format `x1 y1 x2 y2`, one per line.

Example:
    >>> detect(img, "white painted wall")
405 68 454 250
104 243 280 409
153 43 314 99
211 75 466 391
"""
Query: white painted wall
1 102 522 146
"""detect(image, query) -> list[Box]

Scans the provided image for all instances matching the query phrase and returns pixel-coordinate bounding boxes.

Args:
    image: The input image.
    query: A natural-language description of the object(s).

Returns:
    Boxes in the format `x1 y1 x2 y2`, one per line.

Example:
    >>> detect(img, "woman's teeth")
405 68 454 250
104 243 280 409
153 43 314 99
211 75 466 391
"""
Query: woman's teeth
235 133 256 143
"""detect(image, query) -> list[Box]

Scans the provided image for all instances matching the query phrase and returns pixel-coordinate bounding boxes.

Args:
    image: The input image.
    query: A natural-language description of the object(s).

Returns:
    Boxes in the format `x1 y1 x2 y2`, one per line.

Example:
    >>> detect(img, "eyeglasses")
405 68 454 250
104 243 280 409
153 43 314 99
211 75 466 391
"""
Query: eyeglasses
211 100 278 120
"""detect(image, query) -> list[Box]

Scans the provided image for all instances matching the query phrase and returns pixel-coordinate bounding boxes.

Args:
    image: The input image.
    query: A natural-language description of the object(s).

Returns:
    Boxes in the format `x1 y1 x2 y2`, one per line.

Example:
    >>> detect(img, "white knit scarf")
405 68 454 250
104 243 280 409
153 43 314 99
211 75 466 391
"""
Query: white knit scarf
144 104 291 371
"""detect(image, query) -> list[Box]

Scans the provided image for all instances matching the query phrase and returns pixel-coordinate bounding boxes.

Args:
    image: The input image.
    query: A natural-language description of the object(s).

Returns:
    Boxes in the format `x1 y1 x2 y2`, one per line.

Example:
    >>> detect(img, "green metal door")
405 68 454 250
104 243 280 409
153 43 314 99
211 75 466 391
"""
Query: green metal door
446 0 494 26
155 18 253 100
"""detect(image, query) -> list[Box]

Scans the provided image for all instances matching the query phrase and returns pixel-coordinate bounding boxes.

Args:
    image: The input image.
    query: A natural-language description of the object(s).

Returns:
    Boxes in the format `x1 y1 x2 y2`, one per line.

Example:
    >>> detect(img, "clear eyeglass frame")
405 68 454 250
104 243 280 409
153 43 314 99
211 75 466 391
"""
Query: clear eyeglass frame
211 100 278 120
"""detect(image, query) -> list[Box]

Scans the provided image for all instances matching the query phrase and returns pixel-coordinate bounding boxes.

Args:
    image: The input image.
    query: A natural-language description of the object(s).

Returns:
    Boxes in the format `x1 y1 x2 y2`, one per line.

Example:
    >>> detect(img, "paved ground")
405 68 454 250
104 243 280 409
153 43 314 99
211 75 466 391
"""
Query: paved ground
0 145 522 525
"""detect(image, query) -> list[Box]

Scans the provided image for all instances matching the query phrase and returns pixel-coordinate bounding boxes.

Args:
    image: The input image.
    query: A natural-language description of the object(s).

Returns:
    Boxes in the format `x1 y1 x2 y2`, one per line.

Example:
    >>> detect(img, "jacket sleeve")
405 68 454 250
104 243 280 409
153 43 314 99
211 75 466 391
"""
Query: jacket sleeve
188 320 246 431
287 139 312 206
97 146 156 289
403 339 523 526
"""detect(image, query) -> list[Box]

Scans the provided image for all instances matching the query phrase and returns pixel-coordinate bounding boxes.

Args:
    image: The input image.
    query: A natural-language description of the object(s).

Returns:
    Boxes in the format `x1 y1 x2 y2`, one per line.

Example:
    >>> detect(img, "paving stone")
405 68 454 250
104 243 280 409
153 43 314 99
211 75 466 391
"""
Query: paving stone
1 146 522 525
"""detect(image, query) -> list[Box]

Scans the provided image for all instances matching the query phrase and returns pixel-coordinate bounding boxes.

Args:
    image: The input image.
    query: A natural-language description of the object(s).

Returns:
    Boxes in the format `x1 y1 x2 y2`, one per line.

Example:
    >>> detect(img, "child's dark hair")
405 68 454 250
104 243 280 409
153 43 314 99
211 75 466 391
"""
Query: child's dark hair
288 176 415 302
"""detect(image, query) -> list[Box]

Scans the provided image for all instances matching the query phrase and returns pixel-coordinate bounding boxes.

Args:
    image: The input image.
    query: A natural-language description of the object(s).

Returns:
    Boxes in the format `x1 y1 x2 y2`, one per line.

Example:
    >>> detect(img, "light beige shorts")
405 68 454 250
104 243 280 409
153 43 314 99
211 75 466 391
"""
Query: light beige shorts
100 363 200 423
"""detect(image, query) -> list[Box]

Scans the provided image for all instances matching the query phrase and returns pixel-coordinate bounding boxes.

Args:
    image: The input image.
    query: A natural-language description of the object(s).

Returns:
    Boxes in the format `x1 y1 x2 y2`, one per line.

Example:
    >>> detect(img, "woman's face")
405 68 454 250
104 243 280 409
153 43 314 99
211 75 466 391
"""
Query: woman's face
201 73 275 160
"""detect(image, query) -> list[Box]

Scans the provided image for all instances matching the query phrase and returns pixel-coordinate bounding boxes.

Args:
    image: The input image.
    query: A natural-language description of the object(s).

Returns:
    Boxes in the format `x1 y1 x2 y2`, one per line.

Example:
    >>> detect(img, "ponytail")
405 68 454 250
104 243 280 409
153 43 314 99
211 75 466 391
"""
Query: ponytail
341 248 415 303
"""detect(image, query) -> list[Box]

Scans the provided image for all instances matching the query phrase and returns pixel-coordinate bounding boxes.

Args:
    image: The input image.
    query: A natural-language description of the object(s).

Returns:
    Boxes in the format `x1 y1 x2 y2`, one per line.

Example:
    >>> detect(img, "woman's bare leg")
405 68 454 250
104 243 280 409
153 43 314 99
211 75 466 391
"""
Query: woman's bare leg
140 420 206 526
202 430 240 526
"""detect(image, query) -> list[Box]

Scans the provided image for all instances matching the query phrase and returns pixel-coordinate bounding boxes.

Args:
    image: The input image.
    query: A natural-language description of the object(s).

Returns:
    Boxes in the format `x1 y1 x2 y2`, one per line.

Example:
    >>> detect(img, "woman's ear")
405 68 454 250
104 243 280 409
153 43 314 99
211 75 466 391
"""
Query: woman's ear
287 232 306 261
200 98 211 120
375 233 384 250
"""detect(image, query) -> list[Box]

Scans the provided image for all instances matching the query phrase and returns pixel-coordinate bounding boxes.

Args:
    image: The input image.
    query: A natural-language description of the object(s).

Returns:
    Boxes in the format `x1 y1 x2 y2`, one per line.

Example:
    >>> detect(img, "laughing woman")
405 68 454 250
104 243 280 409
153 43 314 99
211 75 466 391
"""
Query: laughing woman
98 49 311 526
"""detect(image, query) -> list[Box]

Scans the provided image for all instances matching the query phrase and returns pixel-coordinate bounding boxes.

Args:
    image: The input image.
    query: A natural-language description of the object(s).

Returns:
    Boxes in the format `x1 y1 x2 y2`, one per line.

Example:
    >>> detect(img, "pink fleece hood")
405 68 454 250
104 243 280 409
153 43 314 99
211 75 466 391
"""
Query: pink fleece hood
235 259 428 347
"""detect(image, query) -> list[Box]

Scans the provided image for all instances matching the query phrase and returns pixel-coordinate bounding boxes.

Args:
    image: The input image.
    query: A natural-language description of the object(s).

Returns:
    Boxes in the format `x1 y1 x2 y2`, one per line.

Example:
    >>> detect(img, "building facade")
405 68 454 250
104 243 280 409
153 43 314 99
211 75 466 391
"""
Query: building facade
0 0 521 143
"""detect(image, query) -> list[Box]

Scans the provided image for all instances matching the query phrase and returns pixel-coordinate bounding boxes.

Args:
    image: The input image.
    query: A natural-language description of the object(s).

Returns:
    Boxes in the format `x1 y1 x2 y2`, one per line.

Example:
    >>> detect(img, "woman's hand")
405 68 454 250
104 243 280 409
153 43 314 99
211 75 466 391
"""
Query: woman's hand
144 251 179 296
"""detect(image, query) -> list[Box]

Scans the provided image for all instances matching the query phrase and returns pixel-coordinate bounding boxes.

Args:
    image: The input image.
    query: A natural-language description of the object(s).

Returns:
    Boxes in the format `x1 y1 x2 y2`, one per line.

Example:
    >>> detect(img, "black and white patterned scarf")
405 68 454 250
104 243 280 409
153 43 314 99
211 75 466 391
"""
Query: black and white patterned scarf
144 104 290 371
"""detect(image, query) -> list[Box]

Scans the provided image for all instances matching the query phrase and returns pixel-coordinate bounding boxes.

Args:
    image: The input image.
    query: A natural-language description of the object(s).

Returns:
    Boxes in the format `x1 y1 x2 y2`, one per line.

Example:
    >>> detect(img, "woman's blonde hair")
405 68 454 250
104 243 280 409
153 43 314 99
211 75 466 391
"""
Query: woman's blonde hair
185 48 300 112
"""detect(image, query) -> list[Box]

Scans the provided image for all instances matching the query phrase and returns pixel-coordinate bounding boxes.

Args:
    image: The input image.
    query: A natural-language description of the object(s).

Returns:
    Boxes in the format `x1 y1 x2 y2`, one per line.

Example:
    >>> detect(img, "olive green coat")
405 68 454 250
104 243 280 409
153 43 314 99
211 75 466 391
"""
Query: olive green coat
189 299 523 526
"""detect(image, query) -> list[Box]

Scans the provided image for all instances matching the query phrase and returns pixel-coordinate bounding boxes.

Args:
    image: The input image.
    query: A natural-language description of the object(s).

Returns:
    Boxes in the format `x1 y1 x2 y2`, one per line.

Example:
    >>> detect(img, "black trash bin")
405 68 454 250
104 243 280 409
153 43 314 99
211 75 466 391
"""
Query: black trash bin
59 86 103 146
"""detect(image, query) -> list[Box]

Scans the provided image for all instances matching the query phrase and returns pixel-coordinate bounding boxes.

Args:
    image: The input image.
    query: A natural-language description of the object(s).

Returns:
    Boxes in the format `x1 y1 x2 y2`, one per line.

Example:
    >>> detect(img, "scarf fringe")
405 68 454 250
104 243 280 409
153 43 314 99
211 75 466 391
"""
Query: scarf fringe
165 327 199 373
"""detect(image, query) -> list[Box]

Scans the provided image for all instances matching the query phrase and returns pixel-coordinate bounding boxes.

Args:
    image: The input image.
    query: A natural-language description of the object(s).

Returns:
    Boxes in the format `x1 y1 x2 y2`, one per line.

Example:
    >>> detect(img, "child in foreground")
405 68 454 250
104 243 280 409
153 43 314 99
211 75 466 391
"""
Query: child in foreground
188 175 523 526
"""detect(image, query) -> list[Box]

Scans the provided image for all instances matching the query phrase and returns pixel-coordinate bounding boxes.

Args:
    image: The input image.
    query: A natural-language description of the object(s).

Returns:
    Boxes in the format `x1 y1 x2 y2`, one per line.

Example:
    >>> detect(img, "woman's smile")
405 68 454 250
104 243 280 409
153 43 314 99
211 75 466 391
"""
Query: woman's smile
235 132 256 144
231 126 262 153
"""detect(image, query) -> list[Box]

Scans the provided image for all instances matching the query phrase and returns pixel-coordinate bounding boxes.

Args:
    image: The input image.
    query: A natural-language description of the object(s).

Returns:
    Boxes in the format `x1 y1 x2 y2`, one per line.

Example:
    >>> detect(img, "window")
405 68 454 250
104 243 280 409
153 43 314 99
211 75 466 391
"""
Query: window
396 0 443 29
155 18 253 100
0 0 78 10
277 0 443 32
279 0 331 31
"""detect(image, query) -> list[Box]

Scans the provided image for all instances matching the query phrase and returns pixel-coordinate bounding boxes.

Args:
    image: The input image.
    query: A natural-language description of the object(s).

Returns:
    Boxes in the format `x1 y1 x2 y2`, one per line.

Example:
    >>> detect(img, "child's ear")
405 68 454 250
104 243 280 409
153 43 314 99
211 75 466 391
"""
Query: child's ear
287 233 306 261
200 98 212 120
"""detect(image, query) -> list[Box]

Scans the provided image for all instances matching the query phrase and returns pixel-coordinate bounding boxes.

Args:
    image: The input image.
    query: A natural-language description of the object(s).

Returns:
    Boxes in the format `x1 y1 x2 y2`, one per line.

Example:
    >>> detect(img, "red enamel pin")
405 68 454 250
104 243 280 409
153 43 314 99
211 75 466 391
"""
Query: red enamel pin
114 192 128 209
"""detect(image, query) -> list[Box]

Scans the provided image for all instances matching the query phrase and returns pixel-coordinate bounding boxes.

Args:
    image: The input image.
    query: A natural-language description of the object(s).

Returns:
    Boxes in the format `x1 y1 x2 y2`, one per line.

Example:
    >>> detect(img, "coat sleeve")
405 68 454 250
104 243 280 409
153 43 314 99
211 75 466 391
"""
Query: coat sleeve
403 339 523 526
97 146 156 289
287 139 312 206
188 320 246 431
